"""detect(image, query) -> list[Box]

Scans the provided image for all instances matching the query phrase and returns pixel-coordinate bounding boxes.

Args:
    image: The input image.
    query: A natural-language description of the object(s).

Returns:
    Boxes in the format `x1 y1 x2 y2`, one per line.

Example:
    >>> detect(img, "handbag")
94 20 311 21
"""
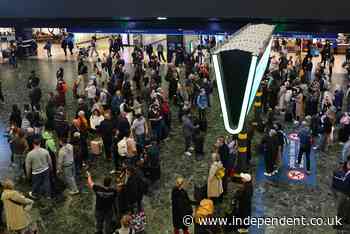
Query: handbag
332 170 350 194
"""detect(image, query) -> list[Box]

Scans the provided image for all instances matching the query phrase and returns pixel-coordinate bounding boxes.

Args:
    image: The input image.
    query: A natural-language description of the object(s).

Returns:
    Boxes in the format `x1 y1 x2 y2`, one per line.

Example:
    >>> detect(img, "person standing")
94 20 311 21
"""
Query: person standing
1 179 34 234
90 36 99 57
182 111 196 156
171 177 196 234
261 130 274 177
157 43 166 62
25 136 52 199
297 121 312 175
87 172 117 234
9 104 22 128
61 36 68 56
44 40 52 58
57 138 79 195
207 153 224 202
196 88 208 121
235 173 253 233
98 112 114 162
132 113 148 150
12 129 28 181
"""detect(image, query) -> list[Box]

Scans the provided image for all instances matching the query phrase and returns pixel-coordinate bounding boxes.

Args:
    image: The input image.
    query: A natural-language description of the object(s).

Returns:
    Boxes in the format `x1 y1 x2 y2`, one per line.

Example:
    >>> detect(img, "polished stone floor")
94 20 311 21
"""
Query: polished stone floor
0 54 348 234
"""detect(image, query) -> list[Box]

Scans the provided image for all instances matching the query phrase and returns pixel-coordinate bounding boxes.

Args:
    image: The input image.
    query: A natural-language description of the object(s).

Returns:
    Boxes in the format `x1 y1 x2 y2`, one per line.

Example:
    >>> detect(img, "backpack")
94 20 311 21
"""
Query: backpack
118 137 128 157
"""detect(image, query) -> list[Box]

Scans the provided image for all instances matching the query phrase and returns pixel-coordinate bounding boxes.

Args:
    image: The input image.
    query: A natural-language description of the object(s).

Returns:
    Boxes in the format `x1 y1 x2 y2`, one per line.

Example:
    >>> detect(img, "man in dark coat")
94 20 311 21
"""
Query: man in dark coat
98 112 114 161
29 86 42 111
171 177 196 234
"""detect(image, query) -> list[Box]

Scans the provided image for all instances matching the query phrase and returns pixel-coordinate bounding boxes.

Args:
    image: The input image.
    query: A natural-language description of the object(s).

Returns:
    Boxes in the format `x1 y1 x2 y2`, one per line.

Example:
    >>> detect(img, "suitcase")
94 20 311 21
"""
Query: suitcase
2 49 10 59
90 139 103 155
332 170 350 194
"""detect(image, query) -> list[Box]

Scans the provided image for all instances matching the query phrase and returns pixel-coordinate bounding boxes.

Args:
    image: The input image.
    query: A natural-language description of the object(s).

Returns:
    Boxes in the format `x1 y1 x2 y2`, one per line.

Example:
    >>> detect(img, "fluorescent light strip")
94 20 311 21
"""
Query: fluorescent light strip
213 54 258 134
247 39 273 112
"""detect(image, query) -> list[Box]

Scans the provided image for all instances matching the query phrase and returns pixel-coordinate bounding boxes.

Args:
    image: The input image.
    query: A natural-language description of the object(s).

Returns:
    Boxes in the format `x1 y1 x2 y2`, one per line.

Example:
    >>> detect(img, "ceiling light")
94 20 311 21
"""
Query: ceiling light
157 17 167 20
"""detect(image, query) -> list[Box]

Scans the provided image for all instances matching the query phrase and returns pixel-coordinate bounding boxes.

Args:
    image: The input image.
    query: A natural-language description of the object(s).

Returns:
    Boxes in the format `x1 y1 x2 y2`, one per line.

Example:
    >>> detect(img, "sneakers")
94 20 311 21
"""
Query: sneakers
28 192 37 199
189 147 195 152
264 172 272 177
68 190 80 195
110 170 117 175
184 152 192 157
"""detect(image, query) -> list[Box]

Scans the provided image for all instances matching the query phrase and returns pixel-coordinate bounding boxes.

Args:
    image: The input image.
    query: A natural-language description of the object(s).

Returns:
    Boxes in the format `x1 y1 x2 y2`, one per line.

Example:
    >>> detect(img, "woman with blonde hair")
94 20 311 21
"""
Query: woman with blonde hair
207 153 224 202
1 179 34 234
171 177 197 234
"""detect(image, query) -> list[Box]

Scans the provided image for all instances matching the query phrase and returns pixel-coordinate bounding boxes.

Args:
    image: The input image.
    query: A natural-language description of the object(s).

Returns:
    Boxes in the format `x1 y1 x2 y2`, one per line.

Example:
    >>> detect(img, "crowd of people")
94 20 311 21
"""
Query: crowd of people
1 34 350 234
0 35 255 234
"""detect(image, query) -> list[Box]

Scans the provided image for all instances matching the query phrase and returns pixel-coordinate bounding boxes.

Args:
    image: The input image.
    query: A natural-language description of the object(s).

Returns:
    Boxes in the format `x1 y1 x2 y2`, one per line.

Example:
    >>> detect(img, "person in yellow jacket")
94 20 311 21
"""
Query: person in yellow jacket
1 179 34 233
194 199 214 234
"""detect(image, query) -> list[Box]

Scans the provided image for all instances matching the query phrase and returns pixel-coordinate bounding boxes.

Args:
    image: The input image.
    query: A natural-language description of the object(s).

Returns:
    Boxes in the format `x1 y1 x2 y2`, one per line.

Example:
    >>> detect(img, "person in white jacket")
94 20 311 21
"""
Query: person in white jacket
207 153 224 201
90 109 104 131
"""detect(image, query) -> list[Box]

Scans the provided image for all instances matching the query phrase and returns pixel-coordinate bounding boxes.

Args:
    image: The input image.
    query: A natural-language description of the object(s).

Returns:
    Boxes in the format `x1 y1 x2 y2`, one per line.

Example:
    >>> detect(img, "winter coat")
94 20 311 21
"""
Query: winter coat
207 161 224 198
171 187 194 229
295 93 304 119
1 189 33 231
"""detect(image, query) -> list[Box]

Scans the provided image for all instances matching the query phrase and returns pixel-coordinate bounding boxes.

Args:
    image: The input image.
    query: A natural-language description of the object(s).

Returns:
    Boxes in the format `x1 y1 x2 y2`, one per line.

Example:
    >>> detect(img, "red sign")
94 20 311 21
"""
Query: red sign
288 170 305 180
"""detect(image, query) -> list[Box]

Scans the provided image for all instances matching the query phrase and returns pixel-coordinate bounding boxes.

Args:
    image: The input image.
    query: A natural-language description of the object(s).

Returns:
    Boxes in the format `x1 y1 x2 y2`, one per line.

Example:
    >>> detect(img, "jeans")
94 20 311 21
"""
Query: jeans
135 134 145 149
95 209 113 234
13 153 25 179
297 145 311 171
63 164 78 192
151 122 161 142
32 169 51 198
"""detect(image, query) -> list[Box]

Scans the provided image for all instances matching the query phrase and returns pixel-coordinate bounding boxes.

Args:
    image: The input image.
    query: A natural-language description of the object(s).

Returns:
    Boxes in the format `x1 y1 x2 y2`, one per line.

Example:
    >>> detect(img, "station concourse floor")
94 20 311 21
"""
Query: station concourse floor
0 49 348 234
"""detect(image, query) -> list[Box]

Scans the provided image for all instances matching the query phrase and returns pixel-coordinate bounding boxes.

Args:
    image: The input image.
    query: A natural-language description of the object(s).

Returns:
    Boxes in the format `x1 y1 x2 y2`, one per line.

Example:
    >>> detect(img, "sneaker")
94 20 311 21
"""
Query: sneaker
306 170 311 175
68 190 80 195
264 172 272 177
28 192 37 199
184 152 192 157
272 170 278 175
238 228 249 233
189 147 195 152
110 170 117 174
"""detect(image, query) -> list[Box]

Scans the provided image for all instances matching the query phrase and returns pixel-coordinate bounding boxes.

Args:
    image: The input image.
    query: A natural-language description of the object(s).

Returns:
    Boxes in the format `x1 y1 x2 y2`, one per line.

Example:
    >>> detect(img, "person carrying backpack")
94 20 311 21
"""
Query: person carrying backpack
297 121 312 175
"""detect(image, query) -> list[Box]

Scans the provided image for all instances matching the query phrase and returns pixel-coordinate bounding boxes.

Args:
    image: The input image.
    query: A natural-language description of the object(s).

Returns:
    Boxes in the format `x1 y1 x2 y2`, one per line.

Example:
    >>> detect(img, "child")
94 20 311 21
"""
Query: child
114 215 134 234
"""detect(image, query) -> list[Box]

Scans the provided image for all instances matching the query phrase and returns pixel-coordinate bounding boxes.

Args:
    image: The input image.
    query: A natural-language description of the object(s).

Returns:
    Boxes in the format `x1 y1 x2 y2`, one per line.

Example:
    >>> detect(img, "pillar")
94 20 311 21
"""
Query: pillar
237 127 248 173
254 88 263 128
